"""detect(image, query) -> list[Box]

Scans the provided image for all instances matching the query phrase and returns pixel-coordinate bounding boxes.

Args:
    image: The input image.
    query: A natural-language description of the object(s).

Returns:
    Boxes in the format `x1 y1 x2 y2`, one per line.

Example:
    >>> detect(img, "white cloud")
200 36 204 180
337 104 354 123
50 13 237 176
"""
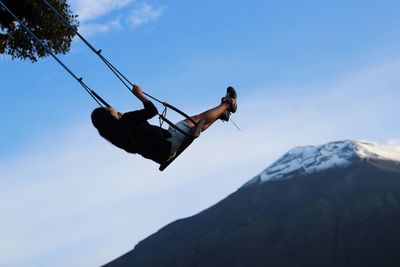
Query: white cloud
2 59 400 267
79 19 122 38
71 0 134 22
69 1 165 37
128 3 165 28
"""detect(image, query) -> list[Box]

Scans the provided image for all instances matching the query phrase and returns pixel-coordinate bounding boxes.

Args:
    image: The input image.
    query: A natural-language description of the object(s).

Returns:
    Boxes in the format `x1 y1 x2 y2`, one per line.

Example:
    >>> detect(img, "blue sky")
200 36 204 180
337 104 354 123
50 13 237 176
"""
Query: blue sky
1 0 400 266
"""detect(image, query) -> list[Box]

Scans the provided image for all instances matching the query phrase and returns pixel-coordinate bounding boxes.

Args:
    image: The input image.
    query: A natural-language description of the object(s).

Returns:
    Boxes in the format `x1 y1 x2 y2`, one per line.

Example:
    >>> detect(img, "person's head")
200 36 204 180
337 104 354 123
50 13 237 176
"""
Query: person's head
91 107 137 153
91 107 121 144
92 106 115 129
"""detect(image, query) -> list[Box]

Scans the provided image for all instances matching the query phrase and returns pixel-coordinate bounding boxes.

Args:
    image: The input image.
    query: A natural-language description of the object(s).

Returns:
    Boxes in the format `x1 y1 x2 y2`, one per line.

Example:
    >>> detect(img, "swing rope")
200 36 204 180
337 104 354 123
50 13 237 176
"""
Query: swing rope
0 0 109 108
40 0 165 105
2 0 205 134
40 0 202 131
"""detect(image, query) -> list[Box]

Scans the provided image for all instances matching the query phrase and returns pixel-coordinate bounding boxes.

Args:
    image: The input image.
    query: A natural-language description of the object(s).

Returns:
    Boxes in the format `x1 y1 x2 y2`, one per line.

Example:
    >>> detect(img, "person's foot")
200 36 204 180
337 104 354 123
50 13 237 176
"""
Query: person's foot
221 86 237 113
226 86 237 99
219 86 237 121
219 110 231 122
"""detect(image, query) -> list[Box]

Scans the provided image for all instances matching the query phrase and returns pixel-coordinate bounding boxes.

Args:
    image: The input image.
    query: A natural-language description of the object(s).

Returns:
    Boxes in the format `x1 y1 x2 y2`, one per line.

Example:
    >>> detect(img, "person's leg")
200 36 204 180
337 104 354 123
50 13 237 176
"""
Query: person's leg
182 87 237 132
184 102 230 131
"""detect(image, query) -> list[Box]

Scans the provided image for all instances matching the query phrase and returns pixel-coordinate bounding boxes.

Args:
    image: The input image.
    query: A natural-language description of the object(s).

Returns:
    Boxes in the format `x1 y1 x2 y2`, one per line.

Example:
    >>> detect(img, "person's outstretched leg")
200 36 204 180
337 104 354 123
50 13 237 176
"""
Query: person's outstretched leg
185 102 230 131
184 87 237 131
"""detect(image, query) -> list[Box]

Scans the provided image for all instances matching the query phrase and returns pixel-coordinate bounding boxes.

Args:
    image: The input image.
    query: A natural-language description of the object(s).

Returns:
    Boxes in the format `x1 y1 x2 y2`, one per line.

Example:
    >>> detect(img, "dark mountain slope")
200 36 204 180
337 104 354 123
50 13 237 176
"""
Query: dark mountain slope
104 160 400 267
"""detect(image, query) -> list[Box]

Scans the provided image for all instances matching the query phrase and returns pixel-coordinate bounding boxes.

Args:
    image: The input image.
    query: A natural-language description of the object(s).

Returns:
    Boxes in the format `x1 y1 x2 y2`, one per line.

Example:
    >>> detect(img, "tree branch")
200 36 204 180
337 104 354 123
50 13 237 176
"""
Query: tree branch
0 33 7 54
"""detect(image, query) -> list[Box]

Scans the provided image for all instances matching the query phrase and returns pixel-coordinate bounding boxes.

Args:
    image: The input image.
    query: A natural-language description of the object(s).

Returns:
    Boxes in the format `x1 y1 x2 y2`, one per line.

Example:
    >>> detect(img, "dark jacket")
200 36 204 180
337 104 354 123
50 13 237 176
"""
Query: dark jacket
119 101 171 164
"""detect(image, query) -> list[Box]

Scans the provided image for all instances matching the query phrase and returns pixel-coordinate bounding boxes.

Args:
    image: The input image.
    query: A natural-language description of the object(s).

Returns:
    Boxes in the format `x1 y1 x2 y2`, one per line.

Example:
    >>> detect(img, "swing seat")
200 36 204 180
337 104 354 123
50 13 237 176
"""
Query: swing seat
159 119 205 171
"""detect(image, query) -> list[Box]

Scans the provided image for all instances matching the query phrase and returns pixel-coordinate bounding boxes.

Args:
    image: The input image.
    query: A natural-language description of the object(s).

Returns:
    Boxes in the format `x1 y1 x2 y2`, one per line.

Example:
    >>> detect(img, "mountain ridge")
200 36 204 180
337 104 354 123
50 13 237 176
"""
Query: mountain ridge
245 140 400 186
103 140 400 267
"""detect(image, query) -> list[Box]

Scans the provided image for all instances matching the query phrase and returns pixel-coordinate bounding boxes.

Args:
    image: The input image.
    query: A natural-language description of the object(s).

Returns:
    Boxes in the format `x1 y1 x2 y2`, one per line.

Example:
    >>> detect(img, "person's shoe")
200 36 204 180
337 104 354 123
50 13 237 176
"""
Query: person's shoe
219 110 231 122
226 86 237 100
221 86 237 113
221 96 237 113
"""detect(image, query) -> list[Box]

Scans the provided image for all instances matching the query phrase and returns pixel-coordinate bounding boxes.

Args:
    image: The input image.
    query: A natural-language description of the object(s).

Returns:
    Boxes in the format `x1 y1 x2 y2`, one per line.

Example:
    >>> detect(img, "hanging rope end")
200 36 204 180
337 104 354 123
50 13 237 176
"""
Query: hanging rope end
230 118 242 132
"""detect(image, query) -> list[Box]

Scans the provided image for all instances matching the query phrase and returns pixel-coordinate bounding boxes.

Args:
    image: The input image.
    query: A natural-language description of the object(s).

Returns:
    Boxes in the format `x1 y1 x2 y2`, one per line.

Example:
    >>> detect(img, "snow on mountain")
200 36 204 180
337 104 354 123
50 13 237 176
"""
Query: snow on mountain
245 140 400 186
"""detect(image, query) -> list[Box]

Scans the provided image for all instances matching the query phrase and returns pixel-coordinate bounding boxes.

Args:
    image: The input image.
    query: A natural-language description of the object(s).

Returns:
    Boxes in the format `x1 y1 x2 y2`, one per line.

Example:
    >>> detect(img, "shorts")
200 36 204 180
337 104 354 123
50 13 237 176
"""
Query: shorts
167 120 192 157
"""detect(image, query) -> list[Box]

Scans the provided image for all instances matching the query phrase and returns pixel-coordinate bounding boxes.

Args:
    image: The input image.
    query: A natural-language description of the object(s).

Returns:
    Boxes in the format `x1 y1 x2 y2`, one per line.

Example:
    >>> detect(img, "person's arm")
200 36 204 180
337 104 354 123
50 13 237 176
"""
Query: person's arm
133 84 150 103
132 84 158 118
119 85 158 125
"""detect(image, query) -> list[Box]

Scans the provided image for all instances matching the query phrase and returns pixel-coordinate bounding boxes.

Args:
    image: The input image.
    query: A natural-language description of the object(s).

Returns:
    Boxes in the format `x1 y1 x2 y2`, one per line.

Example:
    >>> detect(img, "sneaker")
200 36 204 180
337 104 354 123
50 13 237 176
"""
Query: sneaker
219 110 231 122
221 96 237 113
221 86 237 113
226 86 237 100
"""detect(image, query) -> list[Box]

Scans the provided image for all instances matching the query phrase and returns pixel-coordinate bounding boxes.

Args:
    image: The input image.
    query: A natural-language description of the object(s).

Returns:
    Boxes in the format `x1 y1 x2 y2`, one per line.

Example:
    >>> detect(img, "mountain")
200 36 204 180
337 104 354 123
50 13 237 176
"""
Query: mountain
103 140 400 267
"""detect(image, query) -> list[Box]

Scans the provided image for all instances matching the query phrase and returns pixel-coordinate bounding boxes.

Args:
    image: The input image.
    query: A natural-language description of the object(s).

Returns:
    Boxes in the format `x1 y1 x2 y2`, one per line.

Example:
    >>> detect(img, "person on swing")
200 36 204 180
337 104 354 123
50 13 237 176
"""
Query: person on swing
91 85 237 165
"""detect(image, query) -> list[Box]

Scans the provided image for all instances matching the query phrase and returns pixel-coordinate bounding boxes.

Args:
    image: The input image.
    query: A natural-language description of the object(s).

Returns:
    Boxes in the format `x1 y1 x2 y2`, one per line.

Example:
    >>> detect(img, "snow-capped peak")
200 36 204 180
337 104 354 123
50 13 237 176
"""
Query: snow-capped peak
245 140 400 186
